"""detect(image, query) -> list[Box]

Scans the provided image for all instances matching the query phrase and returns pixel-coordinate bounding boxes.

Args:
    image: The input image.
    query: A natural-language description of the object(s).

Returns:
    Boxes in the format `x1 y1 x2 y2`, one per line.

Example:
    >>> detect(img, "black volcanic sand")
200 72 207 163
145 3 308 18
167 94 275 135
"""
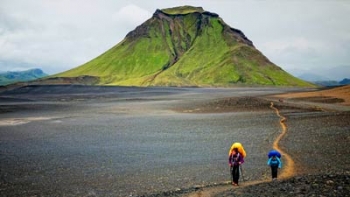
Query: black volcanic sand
0 86 349 197
140 97 350 197
178 98 349 197
206 100 350 197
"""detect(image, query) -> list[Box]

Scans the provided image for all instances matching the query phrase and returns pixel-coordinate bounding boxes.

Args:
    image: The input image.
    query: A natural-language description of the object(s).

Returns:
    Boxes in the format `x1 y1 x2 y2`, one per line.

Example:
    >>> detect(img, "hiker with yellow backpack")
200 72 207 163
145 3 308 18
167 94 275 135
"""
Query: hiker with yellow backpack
228 142 246 186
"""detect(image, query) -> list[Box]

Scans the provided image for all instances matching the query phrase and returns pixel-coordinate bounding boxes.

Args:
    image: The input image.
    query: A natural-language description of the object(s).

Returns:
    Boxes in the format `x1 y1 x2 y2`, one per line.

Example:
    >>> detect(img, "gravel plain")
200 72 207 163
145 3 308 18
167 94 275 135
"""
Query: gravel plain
0 85 349 197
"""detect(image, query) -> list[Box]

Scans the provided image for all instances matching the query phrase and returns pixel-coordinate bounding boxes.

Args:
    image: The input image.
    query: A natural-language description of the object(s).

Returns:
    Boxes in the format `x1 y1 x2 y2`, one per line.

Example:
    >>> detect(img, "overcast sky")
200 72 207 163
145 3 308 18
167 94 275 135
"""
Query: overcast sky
1 0 349 80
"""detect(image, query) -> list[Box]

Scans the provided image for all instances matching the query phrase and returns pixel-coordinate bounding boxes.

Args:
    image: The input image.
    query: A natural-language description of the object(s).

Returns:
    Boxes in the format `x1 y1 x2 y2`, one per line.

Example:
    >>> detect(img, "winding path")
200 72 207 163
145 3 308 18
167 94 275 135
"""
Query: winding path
183 102 295 197
269 102 295 178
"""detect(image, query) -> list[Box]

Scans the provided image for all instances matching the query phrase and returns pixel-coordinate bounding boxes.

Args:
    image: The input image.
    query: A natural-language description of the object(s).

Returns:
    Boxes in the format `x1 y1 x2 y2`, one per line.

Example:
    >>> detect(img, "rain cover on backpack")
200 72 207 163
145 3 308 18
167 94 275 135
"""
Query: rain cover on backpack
228 142 246 158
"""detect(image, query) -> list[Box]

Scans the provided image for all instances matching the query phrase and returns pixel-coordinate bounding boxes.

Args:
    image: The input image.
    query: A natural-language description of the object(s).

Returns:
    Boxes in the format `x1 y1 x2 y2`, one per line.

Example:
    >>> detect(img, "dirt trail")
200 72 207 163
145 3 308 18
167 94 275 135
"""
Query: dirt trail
183 102 295 197
269 102 295 178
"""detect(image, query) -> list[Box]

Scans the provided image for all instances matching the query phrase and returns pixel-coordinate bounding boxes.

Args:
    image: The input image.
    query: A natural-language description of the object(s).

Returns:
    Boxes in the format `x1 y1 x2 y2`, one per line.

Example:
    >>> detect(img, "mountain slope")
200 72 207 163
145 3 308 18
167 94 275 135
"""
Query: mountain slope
55 6 313 87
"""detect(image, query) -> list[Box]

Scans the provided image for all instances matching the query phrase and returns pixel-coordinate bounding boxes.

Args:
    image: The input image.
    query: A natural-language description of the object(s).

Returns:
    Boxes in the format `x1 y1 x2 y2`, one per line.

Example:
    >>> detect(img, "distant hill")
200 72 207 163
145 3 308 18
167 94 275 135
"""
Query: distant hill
53 6 313 87
298 72 350 87
306 79 350 87
313 81 341 87
0 69 48 86
339 78 350 85
321 65 350 81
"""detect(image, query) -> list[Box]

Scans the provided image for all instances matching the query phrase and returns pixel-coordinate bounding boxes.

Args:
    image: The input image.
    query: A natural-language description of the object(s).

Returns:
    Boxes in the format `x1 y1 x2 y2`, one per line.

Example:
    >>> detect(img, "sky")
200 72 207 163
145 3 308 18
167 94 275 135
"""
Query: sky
1 0 349 80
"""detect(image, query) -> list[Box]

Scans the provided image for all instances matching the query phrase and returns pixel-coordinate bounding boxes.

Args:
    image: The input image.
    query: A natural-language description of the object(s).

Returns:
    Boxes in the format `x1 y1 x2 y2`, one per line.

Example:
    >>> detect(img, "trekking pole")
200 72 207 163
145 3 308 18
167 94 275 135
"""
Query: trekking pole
230 165 233 184
240 165 245 182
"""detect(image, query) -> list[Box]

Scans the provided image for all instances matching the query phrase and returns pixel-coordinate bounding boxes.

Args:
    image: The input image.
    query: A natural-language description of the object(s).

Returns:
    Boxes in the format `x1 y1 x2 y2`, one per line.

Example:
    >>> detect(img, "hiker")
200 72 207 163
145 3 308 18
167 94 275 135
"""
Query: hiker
229 148 244 186
267 155 282 180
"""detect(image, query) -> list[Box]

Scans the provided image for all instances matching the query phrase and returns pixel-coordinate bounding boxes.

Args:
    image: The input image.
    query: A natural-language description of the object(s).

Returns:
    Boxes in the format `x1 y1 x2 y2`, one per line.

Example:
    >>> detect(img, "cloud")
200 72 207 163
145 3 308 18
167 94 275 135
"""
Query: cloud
262 37 322 52
260 37 322 66
113 4 152 30
0 1 154 74
0 0 349 79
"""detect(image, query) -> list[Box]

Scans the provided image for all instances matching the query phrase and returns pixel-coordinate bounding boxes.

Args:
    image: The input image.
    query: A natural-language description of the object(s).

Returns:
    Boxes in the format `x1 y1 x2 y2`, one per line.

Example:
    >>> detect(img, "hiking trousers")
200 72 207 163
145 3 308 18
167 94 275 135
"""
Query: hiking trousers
231 165 240 184
271 166 278 178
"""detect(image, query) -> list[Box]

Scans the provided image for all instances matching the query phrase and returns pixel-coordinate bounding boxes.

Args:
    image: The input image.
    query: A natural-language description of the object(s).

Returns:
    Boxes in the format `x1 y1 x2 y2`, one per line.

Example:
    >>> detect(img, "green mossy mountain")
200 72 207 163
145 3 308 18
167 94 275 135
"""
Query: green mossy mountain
55 6 313 87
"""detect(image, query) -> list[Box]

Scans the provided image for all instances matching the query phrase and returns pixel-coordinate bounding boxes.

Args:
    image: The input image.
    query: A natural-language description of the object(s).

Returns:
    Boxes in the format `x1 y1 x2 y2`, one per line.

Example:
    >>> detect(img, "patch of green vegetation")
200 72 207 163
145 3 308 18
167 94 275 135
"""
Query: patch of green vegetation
57 28 171 84
161 6 204 15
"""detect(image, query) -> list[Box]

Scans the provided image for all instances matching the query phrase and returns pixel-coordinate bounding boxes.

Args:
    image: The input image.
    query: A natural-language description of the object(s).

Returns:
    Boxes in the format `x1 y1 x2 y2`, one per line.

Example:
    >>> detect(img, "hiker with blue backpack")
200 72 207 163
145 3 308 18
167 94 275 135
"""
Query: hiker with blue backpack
267 150 282 180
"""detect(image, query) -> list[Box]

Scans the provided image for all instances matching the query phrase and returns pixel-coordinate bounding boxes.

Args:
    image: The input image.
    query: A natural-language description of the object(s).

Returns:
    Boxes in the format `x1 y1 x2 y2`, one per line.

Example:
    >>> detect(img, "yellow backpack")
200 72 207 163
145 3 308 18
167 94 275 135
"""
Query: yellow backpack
228 142 246 158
